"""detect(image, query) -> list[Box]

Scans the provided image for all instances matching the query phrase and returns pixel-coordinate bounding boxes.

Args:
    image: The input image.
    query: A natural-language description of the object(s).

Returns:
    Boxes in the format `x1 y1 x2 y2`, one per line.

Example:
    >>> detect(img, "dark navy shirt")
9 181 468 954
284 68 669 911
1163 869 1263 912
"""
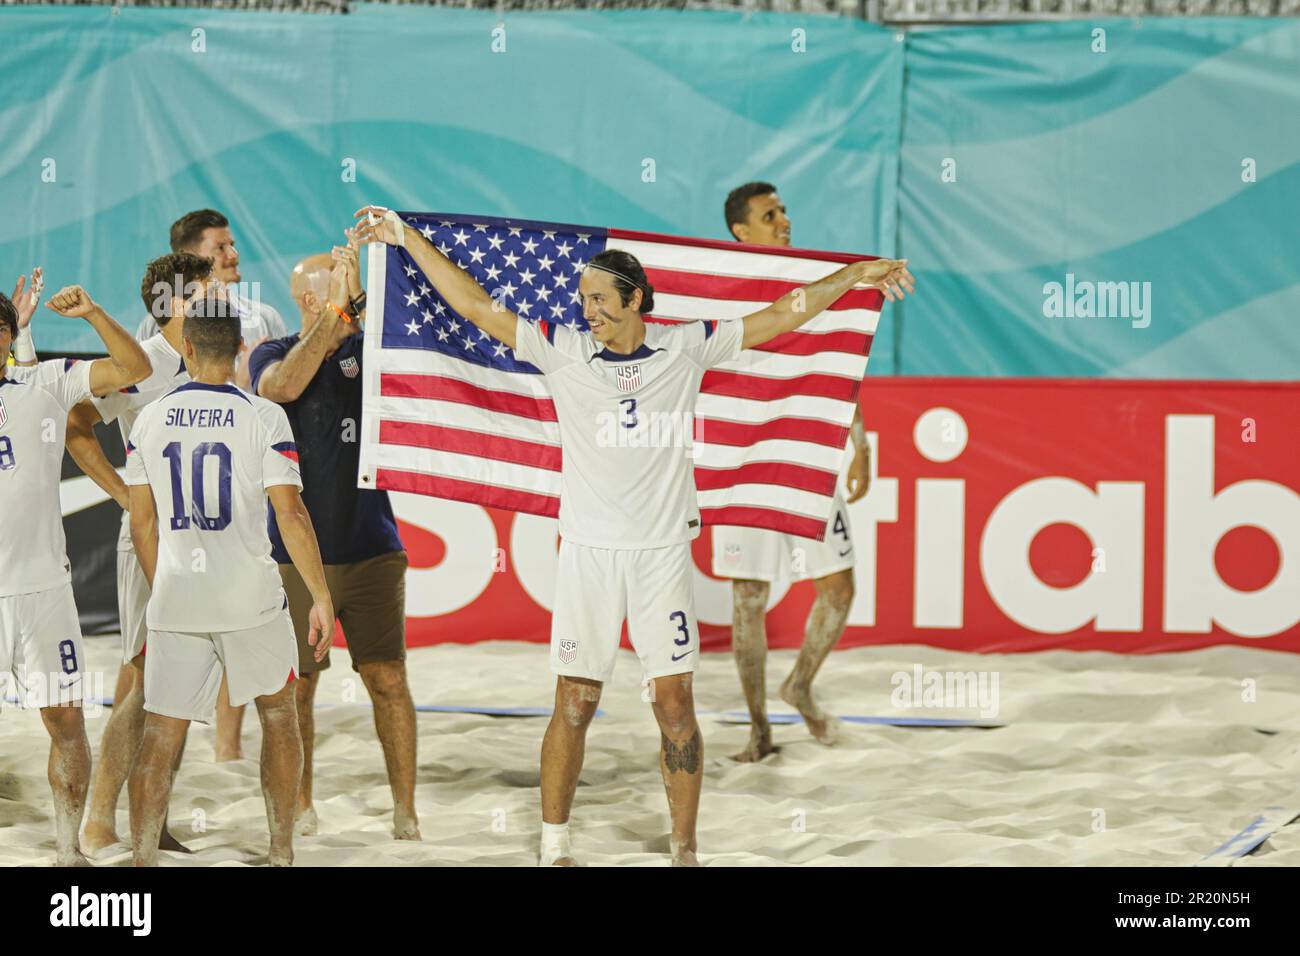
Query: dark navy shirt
249 332 403 565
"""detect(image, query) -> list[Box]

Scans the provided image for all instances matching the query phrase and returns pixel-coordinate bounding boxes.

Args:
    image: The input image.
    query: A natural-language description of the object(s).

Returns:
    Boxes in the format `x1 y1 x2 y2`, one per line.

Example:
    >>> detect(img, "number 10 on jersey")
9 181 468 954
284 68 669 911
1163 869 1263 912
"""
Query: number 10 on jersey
163 441 233 531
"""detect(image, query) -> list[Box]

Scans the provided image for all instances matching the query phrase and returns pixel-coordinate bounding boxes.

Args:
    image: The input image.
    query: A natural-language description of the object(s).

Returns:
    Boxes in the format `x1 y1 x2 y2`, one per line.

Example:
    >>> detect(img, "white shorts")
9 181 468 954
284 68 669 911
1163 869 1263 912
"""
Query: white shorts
117 549 149 663
712 490 855 583
143 609 299 724
551 541 698 684
0 584 85 708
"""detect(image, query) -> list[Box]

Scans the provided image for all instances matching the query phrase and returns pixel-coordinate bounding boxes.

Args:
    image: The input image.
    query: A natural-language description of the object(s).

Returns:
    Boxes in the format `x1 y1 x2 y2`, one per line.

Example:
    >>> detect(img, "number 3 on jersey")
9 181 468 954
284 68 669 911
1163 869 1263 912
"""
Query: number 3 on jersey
619 398 637 429
163 441 233 531
669 610 691 647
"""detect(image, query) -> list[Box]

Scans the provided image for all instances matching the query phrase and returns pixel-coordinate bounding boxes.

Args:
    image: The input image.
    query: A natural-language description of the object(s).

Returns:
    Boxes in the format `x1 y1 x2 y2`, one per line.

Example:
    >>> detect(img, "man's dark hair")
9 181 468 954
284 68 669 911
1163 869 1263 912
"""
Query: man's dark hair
140 252 214 326
169 209 229 253
587 249 655 314
182 295 241 363
0 292 18 342
724 181 778 239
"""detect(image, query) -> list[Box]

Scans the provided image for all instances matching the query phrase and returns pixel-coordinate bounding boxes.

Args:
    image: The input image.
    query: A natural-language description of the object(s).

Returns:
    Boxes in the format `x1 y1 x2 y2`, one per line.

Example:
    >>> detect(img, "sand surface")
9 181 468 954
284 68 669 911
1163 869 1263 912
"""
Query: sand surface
3 637 1300 866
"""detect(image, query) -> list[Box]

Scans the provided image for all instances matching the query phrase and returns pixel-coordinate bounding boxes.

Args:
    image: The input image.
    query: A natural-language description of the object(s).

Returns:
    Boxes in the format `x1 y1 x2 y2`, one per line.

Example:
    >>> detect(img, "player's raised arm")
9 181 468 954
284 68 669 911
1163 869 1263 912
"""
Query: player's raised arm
267 485 335 662
46 286 152 396
740 258 914 350
352 204 518 349
8 267 44 366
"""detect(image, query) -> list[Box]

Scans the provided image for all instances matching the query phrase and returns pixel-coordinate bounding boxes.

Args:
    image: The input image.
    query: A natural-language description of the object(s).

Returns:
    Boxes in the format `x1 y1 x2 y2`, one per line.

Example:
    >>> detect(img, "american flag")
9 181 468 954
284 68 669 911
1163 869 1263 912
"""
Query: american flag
358 213 883 540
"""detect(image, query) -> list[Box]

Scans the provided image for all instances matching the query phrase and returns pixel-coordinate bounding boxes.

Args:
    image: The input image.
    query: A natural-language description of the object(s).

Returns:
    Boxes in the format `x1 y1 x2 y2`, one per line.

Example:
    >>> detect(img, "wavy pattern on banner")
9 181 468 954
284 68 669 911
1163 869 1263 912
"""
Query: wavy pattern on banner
897 161 1300 378
0 8 901 355
899 18 1300 378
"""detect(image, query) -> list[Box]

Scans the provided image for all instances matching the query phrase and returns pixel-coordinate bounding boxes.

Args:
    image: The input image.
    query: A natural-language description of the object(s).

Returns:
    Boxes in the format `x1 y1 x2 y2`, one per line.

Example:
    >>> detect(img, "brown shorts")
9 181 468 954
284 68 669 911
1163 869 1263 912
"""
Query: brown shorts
278 551 408 675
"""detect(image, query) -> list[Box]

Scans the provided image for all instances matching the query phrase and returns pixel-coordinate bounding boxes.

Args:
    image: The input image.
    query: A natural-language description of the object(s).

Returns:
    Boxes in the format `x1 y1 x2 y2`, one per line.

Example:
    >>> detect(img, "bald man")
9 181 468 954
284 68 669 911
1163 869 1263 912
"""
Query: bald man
241 244 419 840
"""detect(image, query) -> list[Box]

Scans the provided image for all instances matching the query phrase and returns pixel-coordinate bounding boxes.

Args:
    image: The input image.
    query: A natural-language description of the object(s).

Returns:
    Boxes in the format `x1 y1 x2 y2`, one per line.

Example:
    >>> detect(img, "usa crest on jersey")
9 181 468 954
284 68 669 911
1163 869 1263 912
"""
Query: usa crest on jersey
615 365 641 393
558 639 578 664
338 356 360 379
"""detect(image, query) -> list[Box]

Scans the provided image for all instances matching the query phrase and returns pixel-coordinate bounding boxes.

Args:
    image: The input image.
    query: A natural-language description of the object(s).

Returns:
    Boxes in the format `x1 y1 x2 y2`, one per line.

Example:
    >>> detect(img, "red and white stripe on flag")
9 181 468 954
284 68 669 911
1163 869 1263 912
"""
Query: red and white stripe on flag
611 228 881 539
358 216 882 541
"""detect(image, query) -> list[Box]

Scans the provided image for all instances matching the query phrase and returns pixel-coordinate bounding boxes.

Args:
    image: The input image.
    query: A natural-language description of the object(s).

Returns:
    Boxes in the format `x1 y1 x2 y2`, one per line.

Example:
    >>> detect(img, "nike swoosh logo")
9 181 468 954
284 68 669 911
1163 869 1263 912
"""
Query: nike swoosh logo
838 547 852 557
671 650 695 662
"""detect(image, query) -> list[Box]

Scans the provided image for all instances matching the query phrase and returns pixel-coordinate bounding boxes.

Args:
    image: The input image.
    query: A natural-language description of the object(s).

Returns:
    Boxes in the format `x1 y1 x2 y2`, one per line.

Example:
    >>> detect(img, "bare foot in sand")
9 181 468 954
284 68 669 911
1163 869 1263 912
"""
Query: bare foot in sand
214 744 243 763
267 845 293 867
670 840 700 867
159 828 192 853
80 820 121 856
780 677 841 745
57 848 94 867
545 855 579 866
731 726 778 762
393 807 421 841
294 806 318 837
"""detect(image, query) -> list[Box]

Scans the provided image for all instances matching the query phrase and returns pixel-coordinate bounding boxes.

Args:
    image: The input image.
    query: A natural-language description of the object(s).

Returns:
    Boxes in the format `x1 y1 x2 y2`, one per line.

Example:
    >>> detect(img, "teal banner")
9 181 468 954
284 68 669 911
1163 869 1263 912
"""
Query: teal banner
0 7 901 356
898 18 1300 378
1 8 1296 378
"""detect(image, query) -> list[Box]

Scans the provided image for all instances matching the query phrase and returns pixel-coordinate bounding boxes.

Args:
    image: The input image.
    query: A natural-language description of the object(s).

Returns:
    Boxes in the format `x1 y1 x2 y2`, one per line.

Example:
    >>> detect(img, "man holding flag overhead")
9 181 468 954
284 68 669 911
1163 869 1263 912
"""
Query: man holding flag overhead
353 204 913 866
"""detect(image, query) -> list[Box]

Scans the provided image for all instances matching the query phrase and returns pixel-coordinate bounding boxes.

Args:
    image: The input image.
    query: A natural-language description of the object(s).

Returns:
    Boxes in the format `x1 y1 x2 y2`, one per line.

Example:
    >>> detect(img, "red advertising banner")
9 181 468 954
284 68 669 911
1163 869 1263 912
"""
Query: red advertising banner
387 378 1300 655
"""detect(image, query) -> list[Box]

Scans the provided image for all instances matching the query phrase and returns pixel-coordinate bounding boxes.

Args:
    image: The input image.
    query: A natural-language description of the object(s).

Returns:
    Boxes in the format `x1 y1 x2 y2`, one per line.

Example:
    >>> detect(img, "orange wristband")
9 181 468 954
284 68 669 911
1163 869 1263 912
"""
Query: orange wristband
328 302 353 324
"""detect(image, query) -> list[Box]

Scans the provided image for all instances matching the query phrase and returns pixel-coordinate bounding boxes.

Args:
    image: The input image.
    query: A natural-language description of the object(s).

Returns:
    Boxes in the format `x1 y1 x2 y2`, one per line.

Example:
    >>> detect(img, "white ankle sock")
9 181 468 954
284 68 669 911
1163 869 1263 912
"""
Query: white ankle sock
540 821 571 866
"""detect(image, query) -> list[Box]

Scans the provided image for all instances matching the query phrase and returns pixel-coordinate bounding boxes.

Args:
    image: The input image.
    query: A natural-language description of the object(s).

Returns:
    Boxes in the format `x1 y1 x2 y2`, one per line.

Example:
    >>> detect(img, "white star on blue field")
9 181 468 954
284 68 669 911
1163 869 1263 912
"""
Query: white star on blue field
381 213 607 374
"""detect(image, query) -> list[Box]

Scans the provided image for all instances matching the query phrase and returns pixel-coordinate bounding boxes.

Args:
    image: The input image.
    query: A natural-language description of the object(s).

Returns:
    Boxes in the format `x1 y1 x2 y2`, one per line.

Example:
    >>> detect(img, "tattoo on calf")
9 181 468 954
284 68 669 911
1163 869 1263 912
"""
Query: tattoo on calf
662 730 702 774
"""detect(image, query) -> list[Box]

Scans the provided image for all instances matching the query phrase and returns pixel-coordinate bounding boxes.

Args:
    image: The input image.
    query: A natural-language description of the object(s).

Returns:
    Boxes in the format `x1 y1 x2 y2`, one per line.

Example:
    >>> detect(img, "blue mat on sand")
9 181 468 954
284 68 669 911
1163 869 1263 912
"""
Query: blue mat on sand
709 710 1004 728
414 704 606 718
11 697 992 726
1195 805 1300 866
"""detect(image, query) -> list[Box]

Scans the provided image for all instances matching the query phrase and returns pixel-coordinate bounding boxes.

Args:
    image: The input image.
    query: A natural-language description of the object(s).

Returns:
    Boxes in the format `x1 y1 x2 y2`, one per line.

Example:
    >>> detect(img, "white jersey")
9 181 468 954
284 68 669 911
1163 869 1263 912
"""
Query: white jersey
124 381 302 633
0 360 93 597
514 316 743 549
93 333 191 552
134 288 288 343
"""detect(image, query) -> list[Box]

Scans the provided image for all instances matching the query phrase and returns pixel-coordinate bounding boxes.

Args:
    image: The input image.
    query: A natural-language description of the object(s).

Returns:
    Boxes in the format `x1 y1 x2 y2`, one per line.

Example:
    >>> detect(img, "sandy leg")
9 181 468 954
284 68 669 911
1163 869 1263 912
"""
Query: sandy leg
358 660 420 840
293 671 319 835
127 713 188 867
42 704 92 867
539 676 601 865
84 660 190 854
214 672 245 762
780 568 853 745
254 681 303 867
82 663 144 854
652 674 702 867
82 665 142 853
730 579 777 762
